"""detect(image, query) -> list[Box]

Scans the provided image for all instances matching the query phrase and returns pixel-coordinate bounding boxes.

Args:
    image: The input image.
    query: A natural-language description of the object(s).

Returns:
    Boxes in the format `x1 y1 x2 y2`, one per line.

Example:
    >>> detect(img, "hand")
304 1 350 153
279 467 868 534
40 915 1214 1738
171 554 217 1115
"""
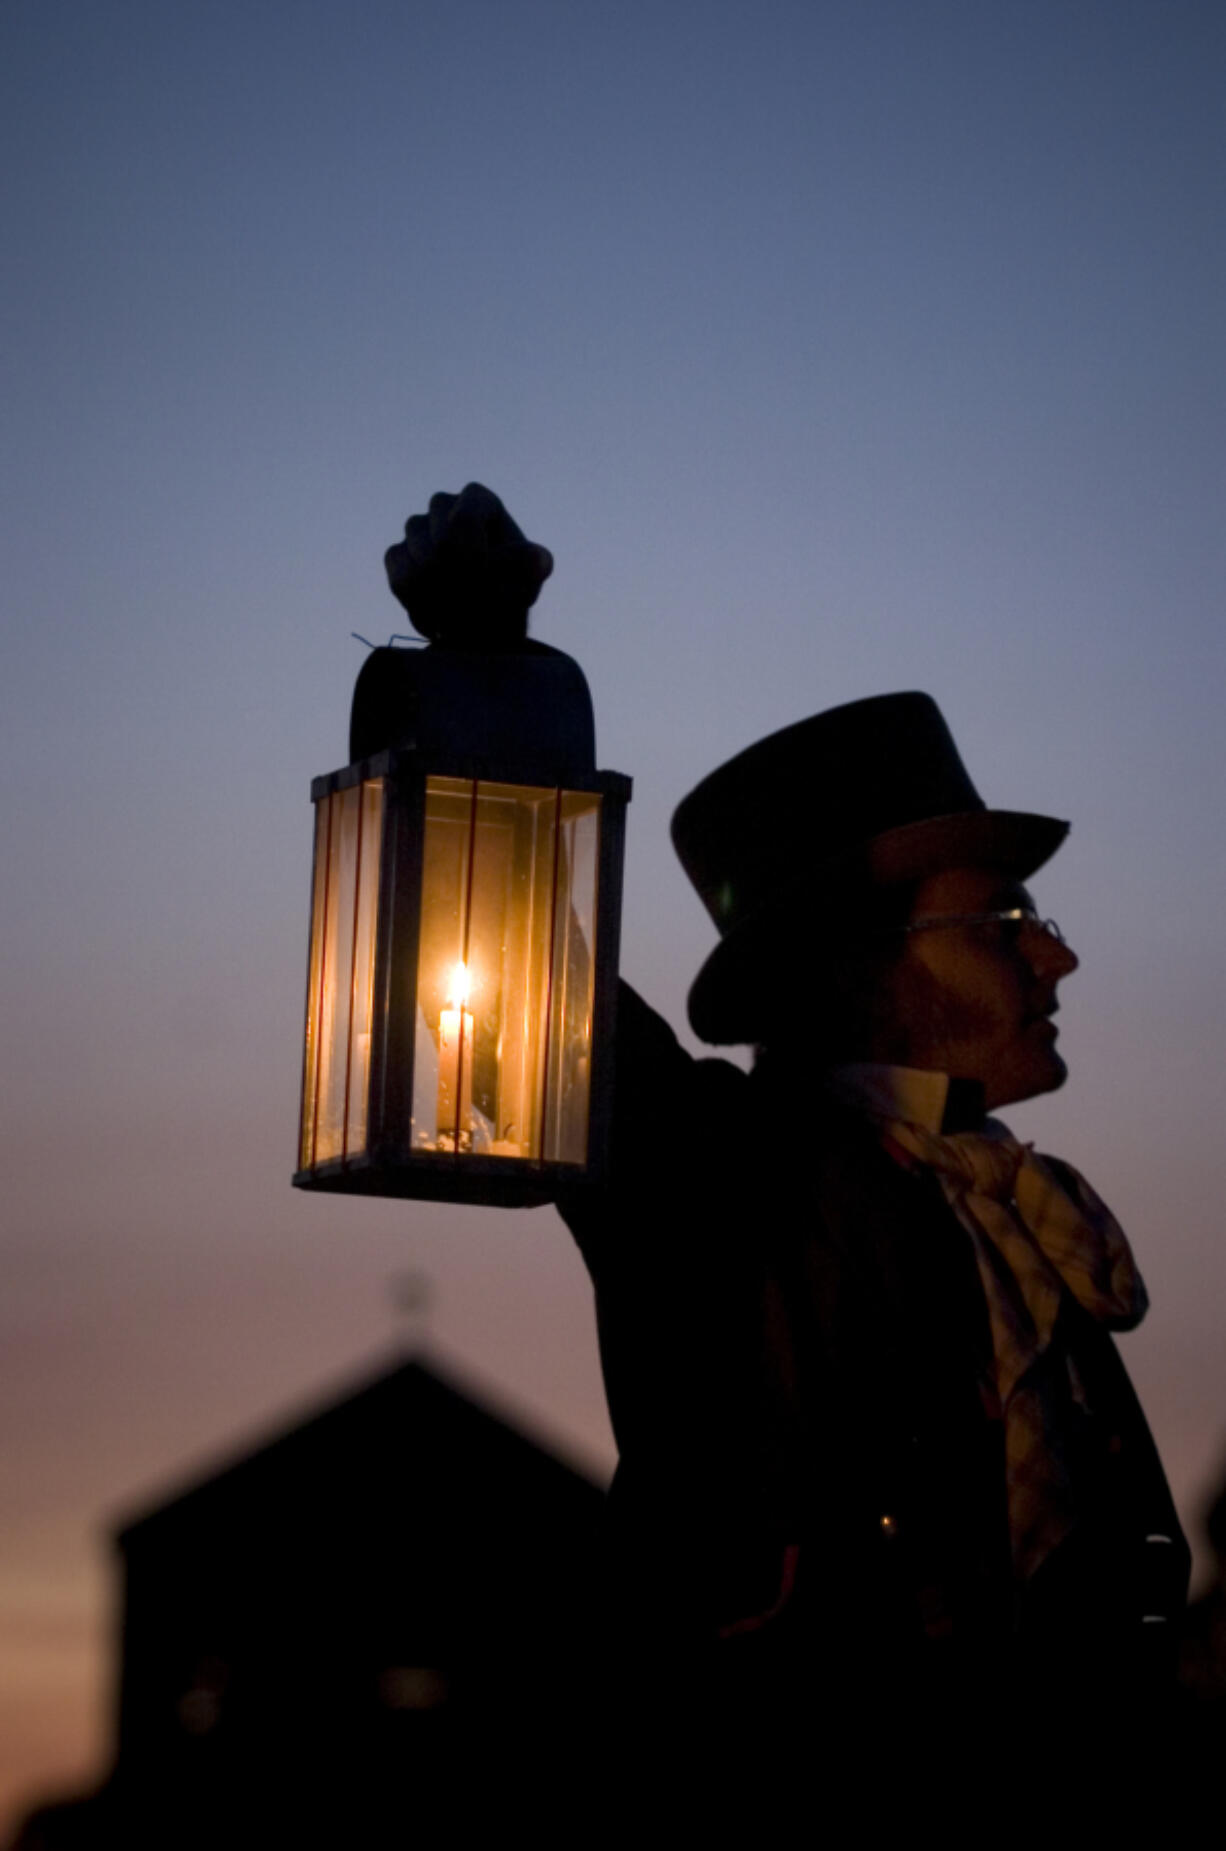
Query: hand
384 482 554 646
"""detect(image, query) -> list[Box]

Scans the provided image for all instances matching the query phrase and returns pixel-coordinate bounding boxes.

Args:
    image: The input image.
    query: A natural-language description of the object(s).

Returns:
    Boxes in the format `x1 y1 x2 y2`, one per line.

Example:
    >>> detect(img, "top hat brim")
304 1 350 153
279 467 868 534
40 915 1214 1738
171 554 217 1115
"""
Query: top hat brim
687 806 1069 1045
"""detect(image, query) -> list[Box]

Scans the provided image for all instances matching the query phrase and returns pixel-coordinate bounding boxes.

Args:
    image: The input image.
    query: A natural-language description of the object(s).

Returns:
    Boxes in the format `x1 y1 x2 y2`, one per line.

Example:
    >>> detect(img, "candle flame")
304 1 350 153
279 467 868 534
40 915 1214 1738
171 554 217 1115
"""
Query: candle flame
446 961 471 1008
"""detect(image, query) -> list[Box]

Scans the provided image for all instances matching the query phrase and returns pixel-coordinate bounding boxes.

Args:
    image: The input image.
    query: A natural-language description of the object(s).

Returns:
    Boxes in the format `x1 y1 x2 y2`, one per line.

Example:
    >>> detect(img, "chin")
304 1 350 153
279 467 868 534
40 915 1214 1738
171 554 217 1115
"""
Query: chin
993 1052 1069 1110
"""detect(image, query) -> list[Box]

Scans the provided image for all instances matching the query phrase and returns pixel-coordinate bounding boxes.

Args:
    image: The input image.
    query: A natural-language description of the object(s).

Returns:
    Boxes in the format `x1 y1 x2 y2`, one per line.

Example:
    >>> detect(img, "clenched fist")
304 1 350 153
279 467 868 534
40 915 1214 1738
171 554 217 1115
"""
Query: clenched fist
384 482 554 647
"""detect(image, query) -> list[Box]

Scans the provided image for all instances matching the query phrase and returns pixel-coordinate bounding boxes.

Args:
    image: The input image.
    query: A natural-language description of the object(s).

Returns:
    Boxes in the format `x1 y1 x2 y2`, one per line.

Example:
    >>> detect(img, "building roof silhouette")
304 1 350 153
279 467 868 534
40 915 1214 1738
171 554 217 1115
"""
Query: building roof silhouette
86 1353 608 1840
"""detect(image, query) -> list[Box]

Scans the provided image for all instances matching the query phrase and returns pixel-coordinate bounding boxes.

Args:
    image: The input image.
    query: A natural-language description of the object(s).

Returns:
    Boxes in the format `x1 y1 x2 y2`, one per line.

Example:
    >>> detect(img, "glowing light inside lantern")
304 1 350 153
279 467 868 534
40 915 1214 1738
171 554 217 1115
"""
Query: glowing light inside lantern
438 961 474 1141
404 777 607 1168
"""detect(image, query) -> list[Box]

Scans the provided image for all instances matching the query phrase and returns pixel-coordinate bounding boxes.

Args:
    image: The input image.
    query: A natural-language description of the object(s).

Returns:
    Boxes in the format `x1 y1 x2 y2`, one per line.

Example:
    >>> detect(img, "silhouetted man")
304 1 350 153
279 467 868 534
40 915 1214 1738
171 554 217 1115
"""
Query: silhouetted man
562 692 1192 1789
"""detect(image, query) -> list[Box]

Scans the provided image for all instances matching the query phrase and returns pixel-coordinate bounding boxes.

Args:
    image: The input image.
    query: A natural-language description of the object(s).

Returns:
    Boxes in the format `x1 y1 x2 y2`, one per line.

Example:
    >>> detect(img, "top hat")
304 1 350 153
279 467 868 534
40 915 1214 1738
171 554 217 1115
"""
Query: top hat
671 691 1068 1045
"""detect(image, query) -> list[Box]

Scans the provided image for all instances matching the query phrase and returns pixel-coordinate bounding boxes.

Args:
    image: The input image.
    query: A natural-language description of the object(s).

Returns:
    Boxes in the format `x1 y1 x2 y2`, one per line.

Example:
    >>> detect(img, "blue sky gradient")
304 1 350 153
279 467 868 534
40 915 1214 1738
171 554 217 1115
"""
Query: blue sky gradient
2 0 1223 1816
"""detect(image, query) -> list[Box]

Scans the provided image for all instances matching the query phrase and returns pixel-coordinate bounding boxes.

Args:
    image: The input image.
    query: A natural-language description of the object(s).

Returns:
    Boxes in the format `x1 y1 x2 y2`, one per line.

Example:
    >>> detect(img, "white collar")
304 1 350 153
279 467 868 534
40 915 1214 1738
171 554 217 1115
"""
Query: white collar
823 1062 951 1133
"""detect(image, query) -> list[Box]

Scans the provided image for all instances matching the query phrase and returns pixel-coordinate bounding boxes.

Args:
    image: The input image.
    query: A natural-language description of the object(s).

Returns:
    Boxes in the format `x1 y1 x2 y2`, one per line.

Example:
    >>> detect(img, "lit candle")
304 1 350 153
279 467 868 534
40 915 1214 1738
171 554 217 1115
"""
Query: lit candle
438 961 474 1142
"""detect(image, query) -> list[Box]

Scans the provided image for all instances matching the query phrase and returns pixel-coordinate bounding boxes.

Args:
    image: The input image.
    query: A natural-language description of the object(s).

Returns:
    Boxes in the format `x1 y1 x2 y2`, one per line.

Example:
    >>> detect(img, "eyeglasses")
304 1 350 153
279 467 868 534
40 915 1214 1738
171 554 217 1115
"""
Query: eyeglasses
900 907 1065 946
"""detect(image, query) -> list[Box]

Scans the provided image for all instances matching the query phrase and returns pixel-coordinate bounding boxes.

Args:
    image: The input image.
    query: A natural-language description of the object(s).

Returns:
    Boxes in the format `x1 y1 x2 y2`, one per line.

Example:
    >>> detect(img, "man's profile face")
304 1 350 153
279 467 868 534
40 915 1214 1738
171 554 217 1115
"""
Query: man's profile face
885 865 1079 1111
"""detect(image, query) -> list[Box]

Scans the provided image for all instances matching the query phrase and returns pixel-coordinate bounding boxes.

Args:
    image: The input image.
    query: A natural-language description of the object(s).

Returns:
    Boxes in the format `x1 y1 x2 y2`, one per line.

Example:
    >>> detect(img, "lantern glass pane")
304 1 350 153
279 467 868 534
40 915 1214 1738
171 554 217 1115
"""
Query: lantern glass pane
411 778 601 1163
543 792 600 1164
300 778 384 1169
345 779 384 1156
299 798 331 1170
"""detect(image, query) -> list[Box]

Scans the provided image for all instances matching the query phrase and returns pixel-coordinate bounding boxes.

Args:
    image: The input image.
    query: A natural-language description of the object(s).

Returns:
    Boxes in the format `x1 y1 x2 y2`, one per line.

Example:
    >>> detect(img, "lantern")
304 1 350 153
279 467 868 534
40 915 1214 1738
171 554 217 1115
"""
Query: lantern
293 637 631 1207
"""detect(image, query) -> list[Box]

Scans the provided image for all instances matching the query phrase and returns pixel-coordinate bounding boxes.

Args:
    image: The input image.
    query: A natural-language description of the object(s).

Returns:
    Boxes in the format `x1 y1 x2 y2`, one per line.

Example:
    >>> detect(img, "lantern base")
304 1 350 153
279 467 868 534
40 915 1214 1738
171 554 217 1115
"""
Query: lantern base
292 1150 590 1210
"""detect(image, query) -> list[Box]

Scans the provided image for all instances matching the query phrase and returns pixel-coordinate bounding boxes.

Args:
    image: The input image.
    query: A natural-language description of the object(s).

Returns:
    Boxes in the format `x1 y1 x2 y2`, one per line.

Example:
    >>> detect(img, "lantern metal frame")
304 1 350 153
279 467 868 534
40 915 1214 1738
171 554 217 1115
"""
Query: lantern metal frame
293 640 630 1208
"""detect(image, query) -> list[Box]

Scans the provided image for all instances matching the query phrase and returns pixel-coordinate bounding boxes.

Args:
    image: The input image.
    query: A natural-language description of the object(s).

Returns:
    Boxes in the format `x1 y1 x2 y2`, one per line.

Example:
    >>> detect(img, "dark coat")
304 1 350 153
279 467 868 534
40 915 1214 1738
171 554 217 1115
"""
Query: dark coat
560 984 1188 1764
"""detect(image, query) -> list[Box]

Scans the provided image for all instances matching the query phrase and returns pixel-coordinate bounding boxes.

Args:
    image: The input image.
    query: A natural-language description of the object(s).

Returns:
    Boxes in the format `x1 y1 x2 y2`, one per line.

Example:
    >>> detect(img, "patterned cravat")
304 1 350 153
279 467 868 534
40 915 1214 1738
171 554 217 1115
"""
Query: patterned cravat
881 1117 1147 1578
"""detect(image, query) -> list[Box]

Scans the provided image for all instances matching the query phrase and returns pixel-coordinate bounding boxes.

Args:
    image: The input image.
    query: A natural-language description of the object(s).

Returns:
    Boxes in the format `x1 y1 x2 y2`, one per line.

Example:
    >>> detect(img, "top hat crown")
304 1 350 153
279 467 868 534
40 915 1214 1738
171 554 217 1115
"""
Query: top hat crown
671 691 1068 1045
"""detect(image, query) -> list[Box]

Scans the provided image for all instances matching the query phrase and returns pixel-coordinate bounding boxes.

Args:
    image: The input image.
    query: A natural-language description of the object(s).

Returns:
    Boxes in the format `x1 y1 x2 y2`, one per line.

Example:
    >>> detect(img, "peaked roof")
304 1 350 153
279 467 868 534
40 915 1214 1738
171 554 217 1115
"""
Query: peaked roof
113 1352 606 1550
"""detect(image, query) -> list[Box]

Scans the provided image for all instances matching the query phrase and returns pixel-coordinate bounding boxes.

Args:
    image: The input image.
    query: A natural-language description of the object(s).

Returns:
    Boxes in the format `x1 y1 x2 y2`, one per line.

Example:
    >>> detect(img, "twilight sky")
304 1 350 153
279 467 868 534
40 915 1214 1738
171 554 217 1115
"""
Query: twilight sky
2 0 1223 1821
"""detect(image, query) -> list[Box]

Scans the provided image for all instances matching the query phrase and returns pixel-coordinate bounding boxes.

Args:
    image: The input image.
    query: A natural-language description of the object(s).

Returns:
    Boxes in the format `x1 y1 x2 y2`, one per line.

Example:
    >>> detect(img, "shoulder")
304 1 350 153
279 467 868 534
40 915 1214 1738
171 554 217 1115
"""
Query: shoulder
604 980 751 1166
558 981 750 1269
614 984 748 1095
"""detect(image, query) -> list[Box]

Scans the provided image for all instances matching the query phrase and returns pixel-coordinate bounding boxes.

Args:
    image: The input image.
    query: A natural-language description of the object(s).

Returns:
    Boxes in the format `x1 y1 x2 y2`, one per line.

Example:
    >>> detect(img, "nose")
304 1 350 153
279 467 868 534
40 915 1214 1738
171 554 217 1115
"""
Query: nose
1028 922 1078 978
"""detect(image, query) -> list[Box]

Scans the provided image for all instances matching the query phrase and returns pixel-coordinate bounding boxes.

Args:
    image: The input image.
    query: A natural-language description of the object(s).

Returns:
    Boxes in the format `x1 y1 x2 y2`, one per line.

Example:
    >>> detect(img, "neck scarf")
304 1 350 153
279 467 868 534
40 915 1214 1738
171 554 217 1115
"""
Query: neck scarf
881 1117 1147 1579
